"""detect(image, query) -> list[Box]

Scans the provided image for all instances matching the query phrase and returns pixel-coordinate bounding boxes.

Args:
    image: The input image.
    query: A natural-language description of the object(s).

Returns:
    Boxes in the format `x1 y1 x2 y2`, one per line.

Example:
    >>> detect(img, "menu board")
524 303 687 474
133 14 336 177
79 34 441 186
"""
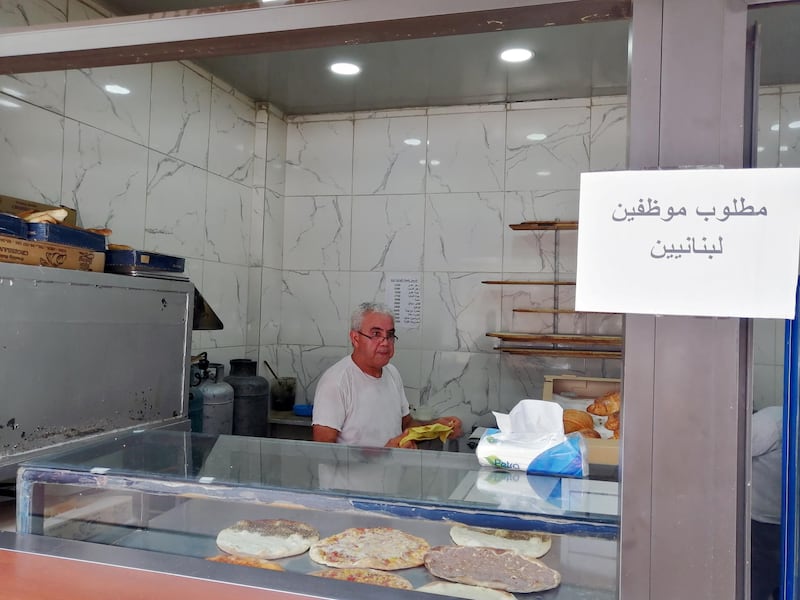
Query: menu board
386 274 421 328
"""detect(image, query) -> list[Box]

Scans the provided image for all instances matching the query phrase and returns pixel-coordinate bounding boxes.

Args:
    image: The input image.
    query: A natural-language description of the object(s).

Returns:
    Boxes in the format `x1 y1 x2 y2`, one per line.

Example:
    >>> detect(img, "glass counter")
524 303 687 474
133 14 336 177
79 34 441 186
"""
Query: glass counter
17 429 619 599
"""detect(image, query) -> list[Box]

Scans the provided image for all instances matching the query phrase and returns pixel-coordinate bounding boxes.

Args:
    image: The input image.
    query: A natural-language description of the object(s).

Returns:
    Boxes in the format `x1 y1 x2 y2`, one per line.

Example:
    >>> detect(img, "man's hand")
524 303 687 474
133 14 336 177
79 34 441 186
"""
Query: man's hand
385 431 418 449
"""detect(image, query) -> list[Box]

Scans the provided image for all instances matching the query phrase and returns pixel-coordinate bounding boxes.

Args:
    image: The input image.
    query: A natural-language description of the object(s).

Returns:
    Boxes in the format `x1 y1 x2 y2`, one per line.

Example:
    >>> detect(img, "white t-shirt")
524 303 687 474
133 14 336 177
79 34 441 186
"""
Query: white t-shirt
312 355 409 447
751 405 783 525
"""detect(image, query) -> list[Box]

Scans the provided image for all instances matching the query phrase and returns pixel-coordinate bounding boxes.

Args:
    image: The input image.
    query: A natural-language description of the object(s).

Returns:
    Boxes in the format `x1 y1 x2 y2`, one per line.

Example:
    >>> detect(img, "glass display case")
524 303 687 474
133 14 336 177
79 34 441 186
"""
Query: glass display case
17 430 619 599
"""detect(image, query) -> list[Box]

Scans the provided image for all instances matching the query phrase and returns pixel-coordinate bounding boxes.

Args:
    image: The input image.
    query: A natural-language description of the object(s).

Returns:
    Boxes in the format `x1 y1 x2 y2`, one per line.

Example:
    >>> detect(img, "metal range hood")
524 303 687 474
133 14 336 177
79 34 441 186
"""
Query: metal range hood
192 287 224 330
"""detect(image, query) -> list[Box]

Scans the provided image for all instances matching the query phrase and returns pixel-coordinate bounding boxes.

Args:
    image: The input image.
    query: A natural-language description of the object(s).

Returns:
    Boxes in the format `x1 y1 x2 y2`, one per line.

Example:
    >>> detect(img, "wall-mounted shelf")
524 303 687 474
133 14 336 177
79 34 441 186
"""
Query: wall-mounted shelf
481 280 575 286
509 221 578 231
487 332 622 346
498 348 622 359
483 220 622 360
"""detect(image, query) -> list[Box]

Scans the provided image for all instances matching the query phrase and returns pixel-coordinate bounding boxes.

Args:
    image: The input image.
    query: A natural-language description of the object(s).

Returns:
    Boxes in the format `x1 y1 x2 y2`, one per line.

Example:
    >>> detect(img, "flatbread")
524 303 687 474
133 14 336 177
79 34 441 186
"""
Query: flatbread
216 519 319 559
206 554 285 571
417 581 517 599
424 545 561 593
309 527 429 570
449 524 551 558
311 568 413 589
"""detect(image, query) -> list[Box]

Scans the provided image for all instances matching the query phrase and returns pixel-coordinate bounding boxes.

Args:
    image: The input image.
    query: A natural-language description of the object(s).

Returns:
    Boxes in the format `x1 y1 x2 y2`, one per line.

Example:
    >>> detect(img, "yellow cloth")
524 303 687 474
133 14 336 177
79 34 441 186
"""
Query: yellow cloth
399 423 453 447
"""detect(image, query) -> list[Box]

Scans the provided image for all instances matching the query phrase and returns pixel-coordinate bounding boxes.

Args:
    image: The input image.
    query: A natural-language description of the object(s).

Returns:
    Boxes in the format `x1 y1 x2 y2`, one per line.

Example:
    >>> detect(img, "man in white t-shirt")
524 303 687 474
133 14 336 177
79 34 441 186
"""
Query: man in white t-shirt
751 405 783 600
312 302 462 448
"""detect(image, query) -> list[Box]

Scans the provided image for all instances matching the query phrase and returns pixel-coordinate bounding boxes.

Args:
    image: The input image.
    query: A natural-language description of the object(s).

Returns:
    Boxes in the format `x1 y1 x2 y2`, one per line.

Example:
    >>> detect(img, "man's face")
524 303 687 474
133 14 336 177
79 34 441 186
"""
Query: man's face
350 311 396 372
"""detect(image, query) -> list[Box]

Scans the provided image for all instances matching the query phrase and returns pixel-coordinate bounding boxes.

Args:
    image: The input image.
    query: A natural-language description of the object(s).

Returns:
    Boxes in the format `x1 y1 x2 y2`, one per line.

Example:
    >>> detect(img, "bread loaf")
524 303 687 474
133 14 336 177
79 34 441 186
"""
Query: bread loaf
605 411 620 432
577 428 601 439
586 391 621 416
563 409 594 433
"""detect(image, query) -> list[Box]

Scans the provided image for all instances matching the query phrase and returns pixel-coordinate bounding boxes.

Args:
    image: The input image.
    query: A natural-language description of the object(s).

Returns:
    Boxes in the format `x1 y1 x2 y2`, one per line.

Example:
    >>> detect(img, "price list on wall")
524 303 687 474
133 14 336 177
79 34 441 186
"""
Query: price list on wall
386 274 421 328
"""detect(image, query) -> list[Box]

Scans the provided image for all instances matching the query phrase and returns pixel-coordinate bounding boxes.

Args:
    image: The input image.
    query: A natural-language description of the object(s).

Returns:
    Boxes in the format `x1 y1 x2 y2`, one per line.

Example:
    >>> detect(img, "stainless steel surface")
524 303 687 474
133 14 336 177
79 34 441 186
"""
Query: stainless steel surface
622 1 750 598
0 263 193 480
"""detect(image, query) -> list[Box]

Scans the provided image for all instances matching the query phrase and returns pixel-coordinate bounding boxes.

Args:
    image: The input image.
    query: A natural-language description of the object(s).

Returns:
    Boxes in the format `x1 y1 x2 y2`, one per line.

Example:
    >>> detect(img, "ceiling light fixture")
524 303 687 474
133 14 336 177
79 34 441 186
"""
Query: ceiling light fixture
788 120 800 129
526 133 547 141
330 62 360 75
770 123 779 132
104 84 130 95
404 138 422 146
500 48 533 63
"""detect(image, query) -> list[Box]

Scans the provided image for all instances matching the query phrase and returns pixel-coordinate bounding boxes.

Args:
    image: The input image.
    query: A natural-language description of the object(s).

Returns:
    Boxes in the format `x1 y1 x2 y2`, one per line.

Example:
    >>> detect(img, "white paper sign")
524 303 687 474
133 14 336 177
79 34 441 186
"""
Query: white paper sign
576 169 800 318
386 274 421 328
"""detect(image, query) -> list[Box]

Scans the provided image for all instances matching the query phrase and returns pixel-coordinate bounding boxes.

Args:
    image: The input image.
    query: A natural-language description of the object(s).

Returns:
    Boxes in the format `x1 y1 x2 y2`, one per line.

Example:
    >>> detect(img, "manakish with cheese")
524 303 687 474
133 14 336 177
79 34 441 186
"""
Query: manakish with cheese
449 524 552 558
310 527 429 570
216 519 319 559
417 581 517 599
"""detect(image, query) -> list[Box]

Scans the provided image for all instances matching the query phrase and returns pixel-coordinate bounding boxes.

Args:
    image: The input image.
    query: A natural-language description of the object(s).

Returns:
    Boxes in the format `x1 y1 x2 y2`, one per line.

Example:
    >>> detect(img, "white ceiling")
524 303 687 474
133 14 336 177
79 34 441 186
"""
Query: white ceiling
100 1 800 115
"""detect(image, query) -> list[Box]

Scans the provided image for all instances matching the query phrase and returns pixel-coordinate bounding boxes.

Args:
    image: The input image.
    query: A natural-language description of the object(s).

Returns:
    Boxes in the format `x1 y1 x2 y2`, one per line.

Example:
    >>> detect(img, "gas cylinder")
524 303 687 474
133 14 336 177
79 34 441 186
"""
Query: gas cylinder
194 354 234 435
224 359 269 437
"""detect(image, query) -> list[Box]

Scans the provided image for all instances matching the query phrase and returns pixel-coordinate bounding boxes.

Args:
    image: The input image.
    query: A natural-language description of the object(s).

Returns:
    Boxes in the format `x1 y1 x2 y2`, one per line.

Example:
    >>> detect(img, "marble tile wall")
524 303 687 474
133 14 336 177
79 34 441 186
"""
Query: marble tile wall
0 0 260 375
274 97 629 430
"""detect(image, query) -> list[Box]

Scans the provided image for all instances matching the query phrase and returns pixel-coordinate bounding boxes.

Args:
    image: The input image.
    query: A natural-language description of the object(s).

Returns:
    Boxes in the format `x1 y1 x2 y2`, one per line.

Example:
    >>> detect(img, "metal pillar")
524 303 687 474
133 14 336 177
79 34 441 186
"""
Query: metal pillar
621 1 750 598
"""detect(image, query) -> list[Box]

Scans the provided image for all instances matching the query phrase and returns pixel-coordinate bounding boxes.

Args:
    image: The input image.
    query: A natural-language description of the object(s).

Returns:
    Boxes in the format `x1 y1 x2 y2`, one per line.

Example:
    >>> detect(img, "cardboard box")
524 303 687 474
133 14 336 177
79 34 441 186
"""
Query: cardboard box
0 234 104 272
543 375 621 466
0 194 78 226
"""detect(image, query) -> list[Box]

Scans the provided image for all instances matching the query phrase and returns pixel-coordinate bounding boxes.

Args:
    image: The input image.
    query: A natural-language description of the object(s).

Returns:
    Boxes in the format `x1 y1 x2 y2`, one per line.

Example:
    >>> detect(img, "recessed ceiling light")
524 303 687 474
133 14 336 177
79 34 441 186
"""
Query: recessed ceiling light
789 120 800 129
536 170 551 177
404 138 422 146
418 159 426 165
330 62 360 75
104 84 130 95
429 159 441 166
780 145 788 152
526 133 547 141
500 48 533 63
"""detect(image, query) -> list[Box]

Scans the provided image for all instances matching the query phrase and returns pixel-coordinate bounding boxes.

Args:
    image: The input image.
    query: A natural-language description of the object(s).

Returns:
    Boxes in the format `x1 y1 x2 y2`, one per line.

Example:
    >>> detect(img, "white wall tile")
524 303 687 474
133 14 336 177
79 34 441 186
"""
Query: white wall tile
200 260 249 350
285 120 353 196
279 270 350 346
351 194 425 271
590 102 627 172
279 344 350 405
65 65 152 145
260 266 283 346
265 111 287 194
779 92 800 167
352 116 427 195
282 196 351 270
149 61 211 170
62 119 147 246
263 189 284 269
144 152 207 259
422 272 501 352
0 0 66 26
506 105 590 192
0 72 66 115
205 173 250 265
424 192 504 272
208 84 255 185
0 101 64 205
426 111 506 193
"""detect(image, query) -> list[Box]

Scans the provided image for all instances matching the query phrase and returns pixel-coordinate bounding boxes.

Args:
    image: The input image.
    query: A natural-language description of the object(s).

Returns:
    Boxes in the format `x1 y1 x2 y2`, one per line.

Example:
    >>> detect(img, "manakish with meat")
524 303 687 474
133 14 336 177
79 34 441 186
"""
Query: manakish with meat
216 519 320 559
310 568 413 589
309 527 429 570
449 524 552 558
424 545 561 593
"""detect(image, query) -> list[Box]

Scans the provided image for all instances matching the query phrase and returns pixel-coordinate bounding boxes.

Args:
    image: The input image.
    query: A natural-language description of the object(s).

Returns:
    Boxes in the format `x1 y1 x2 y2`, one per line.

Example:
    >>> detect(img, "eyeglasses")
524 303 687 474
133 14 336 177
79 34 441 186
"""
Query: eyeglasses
356 330 398 343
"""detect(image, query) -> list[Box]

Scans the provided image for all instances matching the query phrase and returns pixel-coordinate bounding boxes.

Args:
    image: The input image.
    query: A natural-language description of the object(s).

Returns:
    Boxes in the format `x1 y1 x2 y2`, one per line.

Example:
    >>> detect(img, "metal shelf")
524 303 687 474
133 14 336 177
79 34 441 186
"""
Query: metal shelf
498 348 623 359
487 332 622 346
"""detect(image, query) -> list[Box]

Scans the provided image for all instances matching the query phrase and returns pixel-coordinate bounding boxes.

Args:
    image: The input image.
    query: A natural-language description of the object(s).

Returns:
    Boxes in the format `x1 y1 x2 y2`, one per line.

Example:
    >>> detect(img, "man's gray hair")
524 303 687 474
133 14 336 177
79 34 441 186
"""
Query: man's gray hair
350 302 395 331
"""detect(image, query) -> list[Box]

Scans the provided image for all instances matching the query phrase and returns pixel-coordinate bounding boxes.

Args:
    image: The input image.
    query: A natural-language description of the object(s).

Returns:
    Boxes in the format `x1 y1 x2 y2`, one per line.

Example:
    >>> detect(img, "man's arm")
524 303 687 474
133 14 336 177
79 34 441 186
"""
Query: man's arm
312 424 340 444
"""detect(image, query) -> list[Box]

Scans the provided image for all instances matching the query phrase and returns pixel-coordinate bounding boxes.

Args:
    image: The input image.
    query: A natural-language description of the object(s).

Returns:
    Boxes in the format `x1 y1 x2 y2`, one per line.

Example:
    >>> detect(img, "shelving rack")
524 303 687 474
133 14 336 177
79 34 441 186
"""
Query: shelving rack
484 220 622 359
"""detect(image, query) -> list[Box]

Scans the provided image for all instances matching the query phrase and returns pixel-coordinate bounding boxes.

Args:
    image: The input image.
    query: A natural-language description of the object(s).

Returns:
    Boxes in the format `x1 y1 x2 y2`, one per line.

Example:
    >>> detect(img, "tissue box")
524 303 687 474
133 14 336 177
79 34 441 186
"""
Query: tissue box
543 375 621 466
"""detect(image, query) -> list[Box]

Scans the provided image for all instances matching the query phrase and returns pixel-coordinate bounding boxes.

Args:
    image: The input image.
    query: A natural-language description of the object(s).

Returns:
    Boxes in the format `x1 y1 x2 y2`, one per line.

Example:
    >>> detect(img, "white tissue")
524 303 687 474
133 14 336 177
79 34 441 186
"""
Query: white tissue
476 399 566 471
